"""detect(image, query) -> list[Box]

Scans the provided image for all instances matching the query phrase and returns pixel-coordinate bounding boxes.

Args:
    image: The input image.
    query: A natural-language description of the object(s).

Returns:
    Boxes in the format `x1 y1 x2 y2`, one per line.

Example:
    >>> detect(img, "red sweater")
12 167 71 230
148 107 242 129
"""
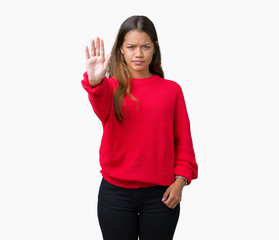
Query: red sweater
81 72 198 188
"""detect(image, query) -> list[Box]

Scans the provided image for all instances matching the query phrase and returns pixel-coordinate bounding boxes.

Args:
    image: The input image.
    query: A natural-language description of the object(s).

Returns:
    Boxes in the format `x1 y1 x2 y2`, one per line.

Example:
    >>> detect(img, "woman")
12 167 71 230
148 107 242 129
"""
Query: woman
81 15 198 240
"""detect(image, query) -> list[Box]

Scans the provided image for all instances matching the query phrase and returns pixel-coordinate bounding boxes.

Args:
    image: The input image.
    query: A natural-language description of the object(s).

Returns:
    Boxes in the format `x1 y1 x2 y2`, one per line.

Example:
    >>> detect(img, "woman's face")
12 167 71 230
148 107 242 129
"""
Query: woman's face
120 30 155 78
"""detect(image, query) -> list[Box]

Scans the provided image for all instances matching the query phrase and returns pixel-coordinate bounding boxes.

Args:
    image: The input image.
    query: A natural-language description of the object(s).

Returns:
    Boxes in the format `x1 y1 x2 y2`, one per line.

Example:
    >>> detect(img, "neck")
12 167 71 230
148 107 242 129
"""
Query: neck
129 70 153 79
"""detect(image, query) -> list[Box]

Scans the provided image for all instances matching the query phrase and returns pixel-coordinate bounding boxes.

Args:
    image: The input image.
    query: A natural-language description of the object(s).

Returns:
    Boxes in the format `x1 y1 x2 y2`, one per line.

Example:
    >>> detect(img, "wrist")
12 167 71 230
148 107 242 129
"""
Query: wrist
89 79 102 87
174 177 186 188
174 175 188 186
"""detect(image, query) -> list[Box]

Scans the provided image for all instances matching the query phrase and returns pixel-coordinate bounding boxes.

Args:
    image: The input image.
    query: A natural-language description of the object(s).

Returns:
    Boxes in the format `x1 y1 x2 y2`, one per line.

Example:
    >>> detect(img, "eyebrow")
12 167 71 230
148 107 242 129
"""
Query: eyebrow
125 42 152 45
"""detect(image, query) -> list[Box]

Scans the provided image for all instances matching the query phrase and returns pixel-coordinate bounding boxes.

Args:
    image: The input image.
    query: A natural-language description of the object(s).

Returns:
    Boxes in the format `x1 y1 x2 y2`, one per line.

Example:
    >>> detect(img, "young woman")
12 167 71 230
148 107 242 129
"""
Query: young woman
81 15 198 240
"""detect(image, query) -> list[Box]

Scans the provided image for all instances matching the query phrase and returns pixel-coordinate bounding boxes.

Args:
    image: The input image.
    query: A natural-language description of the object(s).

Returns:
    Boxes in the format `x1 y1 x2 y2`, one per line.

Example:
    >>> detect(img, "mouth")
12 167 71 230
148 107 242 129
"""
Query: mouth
132 61 144 65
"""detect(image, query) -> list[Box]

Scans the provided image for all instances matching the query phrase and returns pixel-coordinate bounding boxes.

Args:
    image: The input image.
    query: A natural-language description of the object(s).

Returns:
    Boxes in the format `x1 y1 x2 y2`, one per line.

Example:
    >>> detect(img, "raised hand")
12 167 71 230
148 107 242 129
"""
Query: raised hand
85 37 111 86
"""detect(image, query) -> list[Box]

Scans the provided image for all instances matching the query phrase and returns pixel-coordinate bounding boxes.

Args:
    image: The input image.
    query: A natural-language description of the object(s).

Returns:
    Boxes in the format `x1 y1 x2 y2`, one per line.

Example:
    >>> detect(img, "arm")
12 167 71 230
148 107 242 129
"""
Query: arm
81 71 113 123
173 84 198 185
81 36 112 122
162 84 198 209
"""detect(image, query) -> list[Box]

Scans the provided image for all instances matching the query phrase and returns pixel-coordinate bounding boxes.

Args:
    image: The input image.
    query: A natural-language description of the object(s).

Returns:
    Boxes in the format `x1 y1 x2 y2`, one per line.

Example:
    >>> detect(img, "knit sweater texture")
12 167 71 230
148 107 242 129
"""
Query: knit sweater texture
81 72 198 188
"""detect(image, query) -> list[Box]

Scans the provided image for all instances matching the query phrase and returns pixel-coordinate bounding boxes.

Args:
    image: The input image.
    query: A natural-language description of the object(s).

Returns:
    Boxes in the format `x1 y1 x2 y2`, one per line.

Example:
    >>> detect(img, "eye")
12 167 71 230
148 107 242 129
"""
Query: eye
127 46 135 49
143 45 150 49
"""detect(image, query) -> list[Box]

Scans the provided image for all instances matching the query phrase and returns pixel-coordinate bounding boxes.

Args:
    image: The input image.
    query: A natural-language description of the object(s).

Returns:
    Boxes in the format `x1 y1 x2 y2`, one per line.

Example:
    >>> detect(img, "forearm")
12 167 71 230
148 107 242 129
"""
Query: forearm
81 72 112 122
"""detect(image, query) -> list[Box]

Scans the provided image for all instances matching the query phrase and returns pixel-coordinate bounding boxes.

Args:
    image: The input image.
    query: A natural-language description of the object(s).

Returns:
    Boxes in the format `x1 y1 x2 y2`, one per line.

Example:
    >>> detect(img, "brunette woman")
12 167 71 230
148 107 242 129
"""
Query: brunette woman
81 15 198 240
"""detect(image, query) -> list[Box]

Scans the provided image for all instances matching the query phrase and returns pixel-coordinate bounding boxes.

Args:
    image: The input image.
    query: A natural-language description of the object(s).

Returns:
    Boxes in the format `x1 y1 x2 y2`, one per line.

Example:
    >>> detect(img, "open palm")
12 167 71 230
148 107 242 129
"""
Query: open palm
85 36 111 85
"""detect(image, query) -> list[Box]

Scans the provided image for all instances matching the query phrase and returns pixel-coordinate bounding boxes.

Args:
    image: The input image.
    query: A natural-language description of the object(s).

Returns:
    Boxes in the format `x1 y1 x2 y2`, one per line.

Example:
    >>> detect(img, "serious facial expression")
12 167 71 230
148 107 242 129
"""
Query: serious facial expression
120 30 155 78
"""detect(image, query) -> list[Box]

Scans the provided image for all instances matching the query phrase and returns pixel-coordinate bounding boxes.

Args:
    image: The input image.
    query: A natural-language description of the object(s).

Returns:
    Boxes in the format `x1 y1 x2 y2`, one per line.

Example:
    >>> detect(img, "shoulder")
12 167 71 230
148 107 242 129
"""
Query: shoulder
156 74 183 94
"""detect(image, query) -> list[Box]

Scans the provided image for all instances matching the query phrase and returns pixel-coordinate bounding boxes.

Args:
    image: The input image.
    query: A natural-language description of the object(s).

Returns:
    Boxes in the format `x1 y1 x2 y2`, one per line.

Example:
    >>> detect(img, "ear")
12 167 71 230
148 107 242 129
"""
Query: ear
120 46 124 55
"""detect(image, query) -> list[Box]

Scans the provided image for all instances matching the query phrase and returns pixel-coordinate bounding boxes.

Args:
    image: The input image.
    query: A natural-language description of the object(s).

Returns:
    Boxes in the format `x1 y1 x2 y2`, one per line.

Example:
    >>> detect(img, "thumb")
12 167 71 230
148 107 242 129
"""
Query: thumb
104 54 111 70
162 188 171 202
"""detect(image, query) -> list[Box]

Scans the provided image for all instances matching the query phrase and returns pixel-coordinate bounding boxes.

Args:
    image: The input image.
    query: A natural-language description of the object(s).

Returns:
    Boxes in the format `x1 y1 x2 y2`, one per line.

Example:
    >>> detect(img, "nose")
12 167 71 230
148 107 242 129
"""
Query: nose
135 47 143 57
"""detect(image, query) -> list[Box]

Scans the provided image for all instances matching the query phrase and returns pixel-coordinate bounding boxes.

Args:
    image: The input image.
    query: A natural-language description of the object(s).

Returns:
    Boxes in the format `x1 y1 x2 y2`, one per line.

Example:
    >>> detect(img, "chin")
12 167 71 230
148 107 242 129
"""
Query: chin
130 66 147 72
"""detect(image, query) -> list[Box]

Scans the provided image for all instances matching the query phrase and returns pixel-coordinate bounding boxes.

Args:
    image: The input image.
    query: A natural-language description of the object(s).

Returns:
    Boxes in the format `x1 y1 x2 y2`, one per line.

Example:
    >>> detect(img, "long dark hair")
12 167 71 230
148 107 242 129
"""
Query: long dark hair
108 15 164 121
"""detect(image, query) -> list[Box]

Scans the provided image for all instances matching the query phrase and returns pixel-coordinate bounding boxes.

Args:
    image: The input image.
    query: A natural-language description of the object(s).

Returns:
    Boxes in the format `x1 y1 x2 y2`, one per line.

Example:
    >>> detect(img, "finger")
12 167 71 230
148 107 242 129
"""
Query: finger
162 188 170 202
90 39 95 57
96 36 100 56
165 198 176 209
164 196 173 207
103 54 111 70
85 45 90 60
100 39 105 59
170 201 178 209
169 198 178 209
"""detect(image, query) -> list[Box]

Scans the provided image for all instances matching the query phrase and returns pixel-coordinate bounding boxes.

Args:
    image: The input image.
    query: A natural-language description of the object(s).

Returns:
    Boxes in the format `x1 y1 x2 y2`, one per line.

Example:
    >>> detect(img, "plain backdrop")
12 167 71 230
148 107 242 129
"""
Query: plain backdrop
0 0 278 239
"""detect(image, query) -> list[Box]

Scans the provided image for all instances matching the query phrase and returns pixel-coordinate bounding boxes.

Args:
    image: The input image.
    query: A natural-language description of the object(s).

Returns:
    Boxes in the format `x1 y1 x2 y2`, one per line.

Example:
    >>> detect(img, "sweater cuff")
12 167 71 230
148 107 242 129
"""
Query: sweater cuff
81 71 108 95
174 166 195 185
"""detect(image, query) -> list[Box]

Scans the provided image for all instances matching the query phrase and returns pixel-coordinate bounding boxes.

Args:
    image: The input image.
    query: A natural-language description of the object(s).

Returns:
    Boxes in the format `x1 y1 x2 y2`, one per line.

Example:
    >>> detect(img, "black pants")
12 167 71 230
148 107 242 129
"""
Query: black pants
97 177 180 240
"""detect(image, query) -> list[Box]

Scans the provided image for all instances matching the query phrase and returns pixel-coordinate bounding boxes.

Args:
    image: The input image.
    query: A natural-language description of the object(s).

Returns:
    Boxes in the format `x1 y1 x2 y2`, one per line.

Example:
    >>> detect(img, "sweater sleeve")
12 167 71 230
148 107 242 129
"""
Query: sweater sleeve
173 84 198 185
81 71 113 123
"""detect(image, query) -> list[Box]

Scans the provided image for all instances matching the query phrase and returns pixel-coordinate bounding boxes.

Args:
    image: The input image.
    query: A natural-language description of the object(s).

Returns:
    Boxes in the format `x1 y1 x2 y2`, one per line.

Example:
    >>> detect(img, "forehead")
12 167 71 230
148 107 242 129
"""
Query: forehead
123 30 152 44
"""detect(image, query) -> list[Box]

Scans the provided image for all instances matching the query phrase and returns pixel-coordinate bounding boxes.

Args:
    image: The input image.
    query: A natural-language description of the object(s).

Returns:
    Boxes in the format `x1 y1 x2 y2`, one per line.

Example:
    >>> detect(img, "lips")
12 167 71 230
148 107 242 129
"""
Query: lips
132 61 144 65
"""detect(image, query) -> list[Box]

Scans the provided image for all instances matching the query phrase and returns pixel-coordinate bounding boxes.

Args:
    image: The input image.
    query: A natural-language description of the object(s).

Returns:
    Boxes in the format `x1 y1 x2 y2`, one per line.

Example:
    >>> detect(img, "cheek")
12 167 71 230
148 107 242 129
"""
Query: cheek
146 52 154 62
123 51 133 61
